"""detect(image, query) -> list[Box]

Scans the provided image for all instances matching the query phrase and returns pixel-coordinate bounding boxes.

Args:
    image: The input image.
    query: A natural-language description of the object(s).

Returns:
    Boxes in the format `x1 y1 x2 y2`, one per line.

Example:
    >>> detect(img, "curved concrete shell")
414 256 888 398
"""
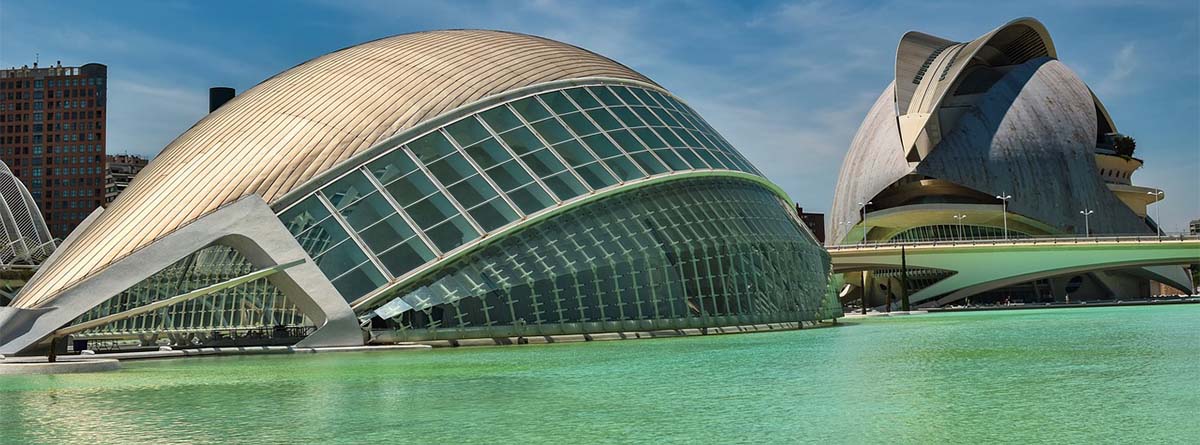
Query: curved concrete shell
831 17 1187 307
832 18 1149 243
1 30 836 355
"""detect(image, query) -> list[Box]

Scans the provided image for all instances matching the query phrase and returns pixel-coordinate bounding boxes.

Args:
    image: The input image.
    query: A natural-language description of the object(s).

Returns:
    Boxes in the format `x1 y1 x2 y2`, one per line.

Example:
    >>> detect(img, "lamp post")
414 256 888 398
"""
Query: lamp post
1080 209 1094 237
1147 190 1164 239
857 199 873 246
996 193 1012 240
953 214 967 240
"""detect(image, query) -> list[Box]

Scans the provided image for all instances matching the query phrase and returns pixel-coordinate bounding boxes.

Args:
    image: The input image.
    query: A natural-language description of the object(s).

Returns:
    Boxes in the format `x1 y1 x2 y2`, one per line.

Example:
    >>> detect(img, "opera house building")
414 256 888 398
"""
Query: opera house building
0 31 839 354
831 18 1192 307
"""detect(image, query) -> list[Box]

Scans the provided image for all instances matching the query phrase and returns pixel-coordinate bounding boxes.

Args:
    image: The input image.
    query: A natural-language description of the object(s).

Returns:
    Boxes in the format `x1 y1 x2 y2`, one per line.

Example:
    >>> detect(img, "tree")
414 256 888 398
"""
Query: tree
1113 134 1136 157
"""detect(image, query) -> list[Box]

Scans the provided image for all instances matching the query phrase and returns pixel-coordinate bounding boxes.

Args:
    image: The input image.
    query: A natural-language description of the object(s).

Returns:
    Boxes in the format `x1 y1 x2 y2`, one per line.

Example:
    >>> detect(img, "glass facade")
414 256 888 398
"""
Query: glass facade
69 245 312 341
278 82 765 303
367 178 838 341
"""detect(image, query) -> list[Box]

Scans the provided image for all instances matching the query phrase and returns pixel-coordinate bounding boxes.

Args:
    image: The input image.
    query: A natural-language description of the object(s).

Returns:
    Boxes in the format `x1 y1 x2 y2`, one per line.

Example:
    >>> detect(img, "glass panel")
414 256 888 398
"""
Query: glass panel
511 97 551 122
406 194 459 229
632 128 667 149
609 106 644 128
447 175 499 209
408 132 457 163
377 238 436 277
581 134 622 158
368 150 419 185
314 240 371 280
383 170 439 207
359 214 417 253
540 91 577 115
531 119 573 145
280 196 331 236
631 88 660 108
339 193 393 231
322 171 375 210
674 147 709 169
508 183 555 214
485 160 534 192
559 112 599 136
602 156 644 181
632 107 663 126
499 127 544 155
480 106 523 133
585 108 623 131
650 107 681 127
590 86 622 106
427 215 477 252
542 172 587 201
607 129 649 152
566 88 602 109
631 151 669 175
468 198 520 232
446 116 492 147
427 153 477 186
575 162 618 189
695 149 727 169
331 264 387 302
552 140 596 167
521 149 567 177
653 127 684 147
464 138 512 169
652 148 690 171
612 86 642 106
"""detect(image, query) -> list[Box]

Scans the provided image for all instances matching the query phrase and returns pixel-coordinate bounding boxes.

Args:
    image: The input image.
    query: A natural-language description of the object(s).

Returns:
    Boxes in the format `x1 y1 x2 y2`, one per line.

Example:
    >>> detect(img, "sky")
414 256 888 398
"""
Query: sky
2 0 1197 231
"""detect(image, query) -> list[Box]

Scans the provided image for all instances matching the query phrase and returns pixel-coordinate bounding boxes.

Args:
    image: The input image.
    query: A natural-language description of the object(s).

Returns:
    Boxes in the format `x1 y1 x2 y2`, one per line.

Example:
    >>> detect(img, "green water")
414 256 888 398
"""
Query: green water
1 305 1197 444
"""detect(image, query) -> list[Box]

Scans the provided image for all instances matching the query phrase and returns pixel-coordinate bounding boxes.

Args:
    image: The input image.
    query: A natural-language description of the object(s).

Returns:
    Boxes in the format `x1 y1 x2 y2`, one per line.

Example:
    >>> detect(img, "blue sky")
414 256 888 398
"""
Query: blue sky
2 0 1197 230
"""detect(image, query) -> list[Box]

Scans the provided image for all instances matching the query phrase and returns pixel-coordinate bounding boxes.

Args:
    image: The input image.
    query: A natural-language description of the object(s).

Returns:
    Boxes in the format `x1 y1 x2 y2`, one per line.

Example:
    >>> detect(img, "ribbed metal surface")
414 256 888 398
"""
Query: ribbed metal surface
0 161 54 264
14 30 655 308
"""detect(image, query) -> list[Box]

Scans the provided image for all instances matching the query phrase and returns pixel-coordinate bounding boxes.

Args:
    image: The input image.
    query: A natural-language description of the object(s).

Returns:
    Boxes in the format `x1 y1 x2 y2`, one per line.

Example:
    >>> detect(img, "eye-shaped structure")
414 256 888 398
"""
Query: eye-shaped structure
831 18 1191 306
0 30 838 355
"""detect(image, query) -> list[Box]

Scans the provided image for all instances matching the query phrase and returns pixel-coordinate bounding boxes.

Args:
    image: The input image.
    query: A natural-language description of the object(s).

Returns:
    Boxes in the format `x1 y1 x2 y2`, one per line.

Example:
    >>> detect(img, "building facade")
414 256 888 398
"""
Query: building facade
795 205 826 244
0 62 107 238
830 18 1191 307
104 154 149 205
0 31 838 355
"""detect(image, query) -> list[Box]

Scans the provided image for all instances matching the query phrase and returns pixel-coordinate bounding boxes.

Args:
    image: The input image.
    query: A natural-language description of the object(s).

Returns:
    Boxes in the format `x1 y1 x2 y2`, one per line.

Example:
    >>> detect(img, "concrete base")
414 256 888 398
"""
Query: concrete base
0 358 120 375
406 320 837 348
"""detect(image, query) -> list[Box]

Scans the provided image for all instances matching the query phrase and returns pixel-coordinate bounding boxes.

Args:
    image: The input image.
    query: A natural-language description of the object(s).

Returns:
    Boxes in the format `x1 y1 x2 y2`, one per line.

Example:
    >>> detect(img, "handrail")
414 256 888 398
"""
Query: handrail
826 233 1200 251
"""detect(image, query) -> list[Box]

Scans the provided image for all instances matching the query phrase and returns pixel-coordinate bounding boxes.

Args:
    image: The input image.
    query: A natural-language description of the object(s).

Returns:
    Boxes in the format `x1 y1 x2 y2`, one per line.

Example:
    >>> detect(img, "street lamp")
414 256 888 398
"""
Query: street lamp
857 199 873 246
953 213 967 240
1147 190 1164 239
1080 209 1095 237
996 193 1012 240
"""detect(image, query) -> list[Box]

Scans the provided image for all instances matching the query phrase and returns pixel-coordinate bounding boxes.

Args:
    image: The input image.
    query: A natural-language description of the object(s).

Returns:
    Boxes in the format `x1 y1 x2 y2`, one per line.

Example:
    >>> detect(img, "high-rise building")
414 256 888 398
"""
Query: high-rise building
1190 218 1199 235
795 204 826 244
0 61 108 238
104 153 148 205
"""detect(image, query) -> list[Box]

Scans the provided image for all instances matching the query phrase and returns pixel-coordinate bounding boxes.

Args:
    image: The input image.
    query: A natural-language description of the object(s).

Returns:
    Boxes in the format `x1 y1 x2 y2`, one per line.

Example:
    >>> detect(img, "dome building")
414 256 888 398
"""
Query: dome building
831 18 1191 306
0 30 838 355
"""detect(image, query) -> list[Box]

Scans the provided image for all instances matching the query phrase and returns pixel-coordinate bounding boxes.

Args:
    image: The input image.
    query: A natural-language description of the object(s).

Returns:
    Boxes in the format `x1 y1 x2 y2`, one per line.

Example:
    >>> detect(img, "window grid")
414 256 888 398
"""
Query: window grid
280 82 771 305
372 179 837 341
441 116 527 220
316 191 395 281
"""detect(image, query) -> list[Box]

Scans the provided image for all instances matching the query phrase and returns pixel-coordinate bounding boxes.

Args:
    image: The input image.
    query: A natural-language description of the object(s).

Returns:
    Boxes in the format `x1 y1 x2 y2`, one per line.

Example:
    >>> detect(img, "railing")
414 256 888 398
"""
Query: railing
826 233 1200 251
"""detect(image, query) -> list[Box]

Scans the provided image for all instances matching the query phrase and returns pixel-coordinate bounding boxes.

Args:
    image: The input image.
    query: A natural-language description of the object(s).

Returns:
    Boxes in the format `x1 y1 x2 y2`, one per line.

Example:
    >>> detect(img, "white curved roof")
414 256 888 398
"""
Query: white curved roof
14 30 656 308
0 161 53 264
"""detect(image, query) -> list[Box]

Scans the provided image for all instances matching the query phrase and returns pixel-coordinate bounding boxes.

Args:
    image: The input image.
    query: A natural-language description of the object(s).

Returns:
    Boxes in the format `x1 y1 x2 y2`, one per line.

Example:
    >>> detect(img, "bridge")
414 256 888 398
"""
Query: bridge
827 235 1200 307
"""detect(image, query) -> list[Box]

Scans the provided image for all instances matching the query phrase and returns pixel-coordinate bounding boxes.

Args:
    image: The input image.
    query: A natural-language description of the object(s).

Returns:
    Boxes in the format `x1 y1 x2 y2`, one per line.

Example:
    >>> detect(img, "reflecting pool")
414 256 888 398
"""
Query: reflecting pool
2 305 1197 444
